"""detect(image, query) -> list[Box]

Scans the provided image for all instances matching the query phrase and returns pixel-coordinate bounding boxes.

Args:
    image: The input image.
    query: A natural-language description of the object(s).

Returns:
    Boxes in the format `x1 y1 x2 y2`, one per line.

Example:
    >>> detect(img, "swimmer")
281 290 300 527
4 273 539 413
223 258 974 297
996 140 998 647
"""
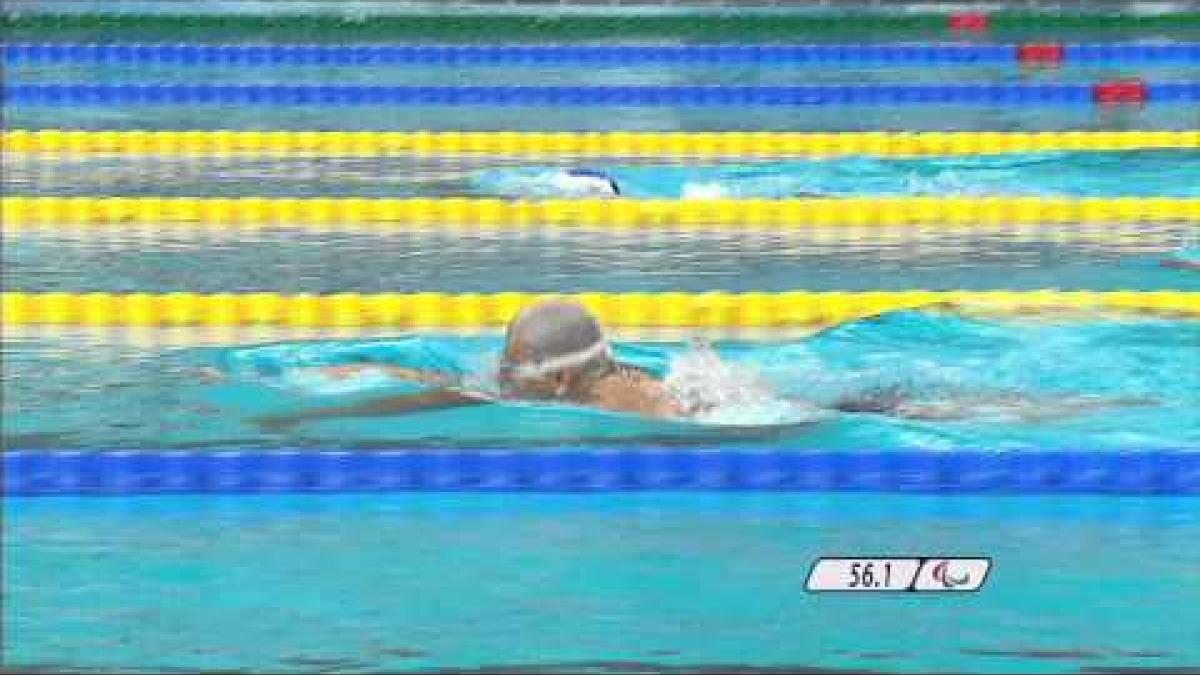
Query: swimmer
250 299 1155 430
254 299 681 429
564 168 621 197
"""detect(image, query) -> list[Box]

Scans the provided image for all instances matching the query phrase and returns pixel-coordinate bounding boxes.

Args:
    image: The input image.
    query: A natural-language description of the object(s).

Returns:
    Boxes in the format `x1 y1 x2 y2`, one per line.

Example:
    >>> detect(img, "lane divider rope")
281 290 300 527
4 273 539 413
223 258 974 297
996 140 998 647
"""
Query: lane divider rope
7 83 1197 106
7 130 1196 157
6 13 1200 41
6 450 1198 495
4 292 1197 327
4 198 1197 228
7 42 1198 65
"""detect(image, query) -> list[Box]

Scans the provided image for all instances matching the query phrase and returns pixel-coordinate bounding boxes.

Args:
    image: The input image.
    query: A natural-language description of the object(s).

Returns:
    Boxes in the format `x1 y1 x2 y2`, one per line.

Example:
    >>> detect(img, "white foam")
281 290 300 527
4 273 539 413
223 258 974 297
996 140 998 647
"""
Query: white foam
664 343 826 426
681 181 729 200
278 366 410 396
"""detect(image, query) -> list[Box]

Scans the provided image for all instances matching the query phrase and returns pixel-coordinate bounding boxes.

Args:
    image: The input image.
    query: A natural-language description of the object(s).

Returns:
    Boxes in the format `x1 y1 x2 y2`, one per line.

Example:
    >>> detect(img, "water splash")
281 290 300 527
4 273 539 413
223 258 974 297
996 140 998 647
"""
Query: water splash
680 181 729 200
664 342 827 426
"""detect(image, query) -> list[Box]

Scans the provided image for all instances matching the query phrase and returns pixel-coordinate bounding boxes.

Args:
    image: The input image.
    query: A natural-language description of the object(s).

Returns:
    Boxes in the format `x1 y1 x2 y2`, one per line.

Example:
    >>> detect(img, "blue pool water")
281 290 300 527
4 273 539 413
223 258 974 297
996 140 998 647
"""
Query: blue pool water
5 310 1198 450
6 491 1200 674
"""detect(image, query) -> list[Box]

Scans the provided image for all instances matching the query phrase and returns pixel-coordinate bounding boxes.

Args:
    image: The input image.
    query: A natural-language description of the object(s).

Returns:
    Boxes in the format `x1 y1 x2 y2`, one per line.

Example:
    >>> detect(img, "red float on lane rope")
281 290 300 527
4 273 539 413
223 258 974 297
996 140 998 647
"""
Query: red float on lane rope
1018 43 1066 66
1094 78 1149 105
949 12 990 33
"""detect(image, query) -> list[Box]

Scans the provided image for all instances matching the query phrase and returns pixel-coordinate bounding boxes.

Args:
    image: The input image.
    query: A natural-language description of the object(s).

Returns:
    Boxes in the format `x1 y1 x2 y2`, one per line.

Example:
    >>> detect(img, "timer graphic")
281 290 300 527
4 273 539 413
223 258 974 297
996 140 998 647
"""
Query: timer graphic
806 558 991 592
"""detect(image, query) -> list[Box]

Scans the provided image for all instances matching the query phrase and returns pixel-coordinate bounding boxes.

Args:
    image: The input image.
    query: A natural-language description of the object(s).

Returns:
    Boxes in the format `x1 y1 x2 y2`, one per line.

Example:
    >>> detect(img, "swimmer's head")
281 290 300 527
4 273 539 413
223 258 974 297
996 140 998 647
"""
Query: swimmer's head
564 169 621 197
498 299 614 399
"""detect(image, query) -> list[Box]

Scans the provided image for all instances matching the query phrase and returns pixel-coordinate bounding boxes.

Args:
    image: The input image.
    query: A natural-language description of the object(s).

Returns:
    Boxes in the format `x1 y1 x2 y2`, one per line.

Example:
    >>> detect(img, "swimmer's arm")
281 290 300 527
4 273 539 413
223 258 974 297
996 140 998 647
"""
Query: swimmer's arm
314 364 457 387
254 389 491 431
191 364 456 387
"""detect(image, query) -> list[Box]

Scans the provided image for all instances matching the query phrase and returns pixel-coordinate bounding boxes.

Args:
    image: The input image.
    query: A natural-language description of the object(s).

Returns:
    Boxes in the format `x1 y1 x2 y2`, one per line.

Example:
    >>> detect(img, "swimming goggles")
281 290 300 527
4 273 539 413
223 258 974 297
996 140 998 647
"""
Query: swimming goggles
498 340 612 381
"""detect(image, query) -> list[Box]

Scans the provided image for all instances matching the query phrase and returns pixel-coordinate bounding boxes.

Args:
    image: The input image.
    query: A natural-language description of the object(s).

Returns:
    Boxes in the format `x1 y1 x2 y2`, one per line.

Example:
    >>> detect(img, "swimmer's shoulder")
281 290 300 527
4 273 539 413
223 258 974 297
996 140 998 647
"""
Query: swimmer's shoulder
588 364 683 418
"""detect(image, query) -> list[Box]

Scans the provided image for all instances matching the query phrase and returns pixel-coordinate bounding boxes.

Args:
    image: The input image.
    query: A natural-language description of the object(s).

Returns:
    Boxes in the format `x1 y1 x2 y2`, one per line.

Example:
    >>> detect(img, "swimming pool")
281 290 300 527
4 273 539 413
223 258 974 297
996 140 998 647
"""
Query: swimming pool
3 2 1199 673
6 492 1200 673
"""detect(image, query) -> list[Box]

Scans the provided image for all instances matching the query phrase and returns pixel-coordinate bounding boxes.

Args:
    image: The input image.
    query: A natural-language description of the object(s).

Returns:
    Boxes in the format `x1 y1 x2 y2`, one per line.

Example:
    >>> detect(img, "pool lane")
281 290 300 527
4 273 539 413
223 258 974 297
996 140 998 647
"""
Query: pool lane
7 43 1200 68
5 228 1197 293
7 150 1200 198
3 311 1198 450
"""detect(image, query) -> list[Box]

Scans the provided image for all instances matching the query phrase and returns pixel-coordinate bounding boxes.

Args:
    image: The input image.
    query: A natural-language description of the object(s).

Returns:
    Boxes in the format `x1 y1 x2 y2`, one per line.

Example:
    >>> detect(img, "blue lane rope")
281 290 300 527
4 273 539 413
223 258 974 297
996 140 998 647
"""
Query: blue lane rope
7 83 1198 105
1065 42 1200 63
6 43 1199 65
4 450 1198 496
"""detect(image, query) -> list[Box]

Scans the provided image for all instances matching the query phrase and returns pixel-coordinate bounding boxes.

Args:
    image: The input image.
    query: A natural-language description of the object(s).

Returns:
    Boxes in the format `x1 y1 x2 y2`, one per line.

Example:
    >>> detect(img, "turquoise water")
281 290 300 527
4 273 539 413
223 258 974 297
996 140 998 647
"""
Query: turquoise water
471 151 1200 199
6 491 1200 673
5 311 1198 450
8 150 1200 198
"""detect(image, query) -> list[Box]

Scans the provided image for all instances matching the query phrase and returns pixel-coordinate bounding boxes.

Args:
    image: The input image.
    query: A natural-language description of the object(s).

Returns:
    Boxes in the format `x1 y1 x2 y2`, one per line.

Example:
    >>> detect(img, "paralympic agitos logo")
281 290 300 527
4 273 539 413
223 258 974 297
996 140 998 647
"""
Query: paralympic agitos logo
930 560 973 589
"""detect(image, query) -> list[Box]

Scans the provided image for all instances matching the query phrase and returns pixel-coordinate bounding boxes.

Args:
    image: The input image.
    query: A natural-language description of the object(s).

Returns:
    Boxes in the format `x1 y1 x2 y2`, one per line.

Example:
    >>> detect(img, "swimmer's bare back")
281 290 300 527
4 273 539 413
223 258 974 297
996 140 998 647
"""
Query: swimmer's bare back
585 366 685 418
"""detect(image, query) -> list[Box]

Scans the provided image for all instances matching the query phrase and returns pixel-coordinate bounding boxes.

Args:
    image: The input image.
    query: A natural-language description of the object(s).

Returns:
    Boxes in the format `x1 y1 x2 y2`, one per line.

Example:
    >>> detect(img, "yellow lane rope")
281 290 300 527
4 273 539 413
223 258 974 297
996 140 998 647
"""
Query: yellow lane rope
4 197 1197 229
5 131 1197 158
4 292 1196 328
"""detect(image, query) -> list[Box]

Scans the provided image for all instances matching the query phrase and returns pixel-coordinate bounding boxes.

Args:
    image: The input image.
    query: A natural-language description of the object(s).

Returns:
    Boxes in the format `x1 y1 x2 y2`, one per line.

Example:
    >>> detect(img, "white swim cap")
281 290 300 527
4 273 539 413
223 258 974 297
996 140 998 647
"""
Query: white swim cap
501 300 613 380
